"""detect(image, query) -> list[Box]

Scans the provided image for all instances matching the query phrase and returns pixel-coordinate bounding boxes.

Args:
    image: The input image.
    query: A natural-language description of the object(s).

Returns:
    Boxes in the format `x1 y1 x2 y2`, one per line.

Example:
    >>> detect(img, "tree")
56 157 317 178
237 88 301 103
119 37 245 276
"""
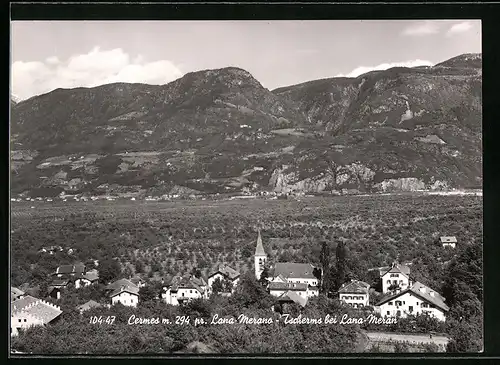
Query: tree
139 285 157 303
99 259 121 284
387 283 401 294
259 263 271 287
319 240 331 293
335 241 347 291
191 267 202 278
211 278 224 295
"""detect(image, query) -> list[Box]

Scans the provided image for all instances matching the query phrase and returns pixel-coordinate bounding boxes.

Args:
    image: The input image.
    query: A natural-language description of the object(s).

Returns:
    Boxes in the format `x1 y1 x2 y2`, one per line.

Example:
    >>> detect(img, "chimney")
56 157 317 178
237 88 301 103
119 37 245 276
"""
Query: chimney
429 291 435 297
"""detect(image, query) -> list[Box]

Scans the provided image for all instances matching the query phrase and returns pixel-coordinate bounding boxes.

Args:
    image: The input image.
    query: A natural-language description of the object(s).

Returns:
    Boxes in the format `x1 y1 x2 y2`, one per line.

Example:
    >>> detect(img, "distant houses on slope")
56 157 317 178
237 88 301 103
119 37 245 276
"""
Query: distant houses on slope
48 263 99 300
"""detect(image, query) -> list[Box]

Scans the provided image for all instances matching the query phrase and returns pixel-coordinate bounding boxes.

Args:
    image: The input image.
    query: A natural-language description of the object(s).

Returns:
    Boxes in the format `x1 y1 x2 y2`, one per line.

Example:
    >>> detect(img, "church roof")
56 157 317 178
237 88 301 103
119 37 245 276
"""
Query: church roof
255 230 266 256
273 262 316 280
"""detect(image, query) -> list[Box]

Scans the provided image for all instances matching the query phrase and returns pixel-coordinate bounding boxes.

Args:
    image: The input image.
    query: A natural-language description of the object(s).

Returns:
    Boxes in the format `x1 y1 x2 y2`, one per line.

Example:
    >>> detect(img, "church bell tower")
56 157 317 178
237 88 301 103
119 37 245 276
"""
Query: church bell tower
254 229 267 280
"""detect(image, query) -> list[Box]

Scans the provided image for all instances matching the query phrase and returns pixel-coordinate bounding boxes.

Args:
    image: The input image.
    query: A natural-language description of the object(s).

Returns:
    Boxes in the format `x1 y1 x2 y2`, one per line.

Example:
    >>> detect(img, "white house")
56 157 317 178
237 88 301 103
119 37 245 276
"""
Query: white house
208 264 240 294
110 286 140 307
106 278 140 307
75 270 99 289
162 275 207 306
376 281 449 322
268 281 319 299
380 262 411 294
440 236 457 249
338 280 370 308
11 296 62 336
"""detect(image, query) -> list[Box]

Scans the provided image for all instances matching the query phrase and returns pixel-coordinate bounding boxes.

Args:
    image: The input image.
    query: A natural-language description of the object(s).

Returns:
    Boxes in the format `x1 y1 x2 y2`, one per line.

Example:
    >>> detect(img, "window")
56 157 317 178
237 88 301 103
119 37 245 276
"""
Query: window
396 310 401 317
24 319 27 322
388 302 393 306
399 280 403 284
18 319 21 323
387 311 390 315
182 293 185 297
409 306 414 313
190 290 193 294
386 280 391 284
390 274 399 278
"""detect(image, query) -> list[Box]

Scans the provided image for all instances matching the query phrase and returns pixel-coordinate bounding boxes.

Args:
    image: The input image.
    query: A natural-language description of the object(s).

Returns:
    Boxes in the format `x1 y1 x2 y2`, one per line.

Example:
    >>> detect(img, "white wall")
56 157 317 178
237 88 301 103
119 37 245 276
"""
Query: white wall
339 293 369 307
111 292 138 307
382 272 410 294
177 287 203 300
377 292 447 322
11 313 41 336
162 289 179 306
255 254 267 280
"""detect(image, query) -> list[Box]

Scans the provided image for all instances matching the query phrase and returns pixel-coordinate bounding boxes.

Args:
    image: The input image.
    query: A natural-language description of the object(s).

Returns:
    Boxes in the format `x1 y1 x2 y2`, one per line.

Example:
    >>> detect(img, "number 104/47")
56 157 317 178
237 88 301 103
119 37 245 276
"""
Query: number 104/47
89 316 116 325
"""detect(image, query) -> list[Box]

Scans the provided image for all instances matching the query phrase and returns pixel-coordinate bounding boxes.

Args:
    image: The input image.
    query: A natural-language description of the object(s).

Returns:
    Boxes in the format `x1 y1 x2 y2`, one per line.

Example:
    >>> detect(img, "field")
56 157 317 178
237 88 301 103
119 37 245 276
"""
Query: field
11 193 482 291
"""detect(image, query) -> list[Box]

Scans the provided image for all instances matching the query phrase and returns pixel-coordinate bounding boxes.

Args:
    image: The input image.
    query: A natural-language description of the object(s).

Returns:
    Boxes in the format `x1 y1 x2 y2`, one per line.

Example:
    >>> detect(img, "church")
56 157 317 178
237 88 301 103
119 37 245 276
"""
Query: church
254 230 320 302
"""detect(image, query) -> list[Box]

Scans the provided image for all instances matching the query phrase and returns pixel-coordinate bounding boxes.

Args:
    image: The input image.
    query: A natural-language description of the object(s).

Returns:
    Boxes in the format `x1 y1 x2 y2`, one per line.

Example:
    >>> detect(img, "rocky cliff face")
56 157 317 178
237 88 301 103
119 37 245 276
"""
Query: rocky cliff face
10 54 482 198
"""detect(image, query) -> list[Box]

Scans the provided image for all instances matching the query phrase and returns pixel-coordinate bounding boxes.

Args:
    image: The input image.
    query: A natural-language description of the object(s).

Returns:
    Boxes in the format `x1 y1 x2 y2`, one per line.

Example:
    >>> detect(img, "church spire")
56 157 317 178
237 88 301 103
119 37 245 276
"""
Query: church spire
255 229 266 256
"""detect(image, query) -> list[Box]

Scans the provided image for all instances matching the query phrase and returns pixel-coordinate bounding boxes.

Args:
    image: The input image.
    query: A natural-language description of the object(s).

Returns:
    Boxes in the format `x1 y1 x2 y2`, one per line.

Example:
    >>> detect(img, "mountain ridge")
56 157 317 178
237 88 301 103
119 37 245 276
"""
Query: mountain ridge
10 53 482 198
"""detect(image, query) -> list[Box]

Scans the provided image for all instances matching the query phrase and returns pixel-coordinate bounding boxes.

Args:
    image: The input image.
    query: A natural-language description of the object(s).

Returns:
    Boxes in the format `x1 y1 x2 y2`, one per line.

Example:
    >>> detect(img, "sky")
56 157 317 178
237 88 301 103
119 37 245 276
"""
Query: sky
11 20 481 101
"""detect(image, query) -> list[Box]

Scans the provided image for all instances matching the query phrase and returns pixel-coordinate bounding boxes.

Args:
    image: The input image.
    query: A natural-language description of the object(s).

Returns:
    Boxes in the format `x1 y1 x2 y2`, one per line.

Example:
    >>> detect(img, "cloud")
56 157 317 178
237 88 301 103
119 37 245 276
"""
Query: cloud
401 21 441 36
335 59 434 78
446 21 473 37
11 46 183 100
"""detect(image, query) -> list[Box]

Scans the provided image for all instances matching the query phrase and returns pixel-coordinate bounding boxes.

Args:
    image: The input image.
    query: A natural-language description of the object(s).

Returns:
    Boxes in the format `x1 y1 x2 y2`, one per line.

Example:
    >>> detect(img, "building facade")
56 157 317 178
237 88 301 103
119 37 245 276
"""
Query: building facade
380 262 411 294
376 281 449 322
338 280 370 308
11 296 62 336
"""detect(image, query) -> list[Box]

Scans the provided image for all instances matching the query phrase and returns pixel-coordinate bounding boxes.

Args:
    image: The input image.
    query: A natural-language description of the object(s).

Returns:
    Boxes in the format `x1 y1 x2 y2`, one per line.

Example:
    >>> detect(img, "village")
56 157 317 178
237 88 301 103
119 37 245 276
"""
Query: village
10 231 457 337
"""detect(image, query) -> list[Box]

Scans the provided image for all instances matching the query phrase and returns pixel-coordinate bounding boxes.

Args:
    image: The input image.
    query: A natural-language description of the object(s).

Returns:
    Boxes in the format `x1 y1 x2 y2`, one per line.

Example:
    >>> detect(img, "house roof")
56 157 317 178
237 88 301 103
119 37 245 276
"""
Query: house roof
110 285 140 298
208 264 240 280
269 282 308 291
440 236 457 243
82 271 99 282
11 295 62 324
77 300 102 311
381 263 411 278
169 275 205 294
278 290 308 307
56 265 75 275
106 278 138 291
74 263 86 274
273 262 316 280
339 280 370 294
376 281 449 312
255 230 266 256
130 277 144 285
50 279 70 287
11 287 25 300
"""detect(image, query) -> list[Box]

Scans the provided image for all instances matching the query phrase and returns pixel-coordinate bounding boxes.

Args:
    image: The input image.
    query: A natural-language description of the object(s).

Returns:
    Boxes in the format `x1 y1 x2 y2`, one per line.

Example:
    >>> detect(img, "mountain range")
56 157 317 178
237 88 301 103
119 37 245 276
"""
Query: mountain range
10 53 482 198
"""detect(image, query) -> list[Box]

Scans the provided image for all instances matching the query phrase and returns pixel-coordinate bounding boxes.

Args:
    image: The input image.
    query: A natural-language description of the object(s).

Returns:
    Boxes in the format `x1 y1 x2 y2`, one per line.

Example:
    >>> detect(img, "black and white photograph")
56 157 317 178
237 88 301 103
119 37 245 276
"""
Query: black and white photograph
9 18 482 355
